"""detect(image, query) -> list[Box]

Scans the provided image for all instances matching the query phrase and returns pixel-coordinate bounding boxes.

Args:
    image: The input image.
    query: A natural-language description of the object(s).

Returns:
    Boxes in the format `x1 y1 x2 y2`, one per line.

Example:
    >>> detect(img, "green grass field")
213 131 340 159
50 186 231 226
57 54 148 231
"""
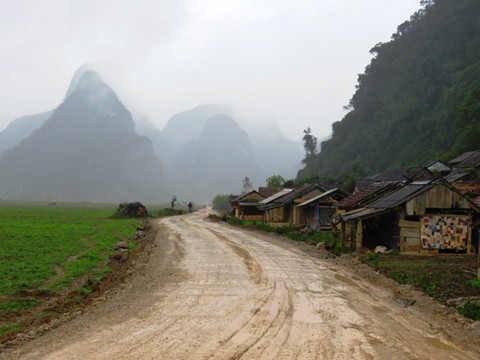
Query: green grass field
0 201 143 337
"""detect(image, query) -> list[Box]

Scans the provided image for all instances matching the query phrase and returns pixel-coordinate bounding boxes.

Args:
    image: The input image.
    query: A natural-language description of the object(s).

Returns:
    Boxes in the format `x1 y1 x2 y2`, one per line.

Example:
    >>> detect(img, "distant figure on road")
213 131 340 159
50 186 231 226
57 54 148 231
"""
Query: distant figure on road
187 202 193 213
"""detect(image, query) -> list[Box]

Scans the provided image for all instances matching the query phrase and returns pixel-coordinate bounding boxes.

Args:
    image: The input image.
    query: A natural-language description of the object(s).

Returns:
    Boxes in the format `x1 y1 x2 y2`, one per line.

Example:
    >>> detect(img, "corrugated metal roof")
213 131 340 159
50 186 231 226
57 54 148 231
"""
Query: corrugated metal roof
449 151 480 165
426 160 451 173
260 184 325 210
296 188 339 207
258 189 292 205
342 207 390 221
452 181 480 195
258 187 282 198
369 181 435 209
455 151 480 168
444 172 472 183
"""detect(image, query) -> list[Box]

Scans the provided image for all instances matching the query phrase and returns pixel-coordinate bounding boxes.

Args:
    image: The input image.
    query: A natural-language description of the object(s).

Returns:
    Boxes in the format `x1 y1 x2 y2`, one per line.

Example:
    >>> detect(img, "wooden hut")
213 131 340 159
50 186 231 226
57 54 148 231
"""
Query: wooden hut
341 180 480 254
229 190 266 221
259 184 326 227
295 188 349 230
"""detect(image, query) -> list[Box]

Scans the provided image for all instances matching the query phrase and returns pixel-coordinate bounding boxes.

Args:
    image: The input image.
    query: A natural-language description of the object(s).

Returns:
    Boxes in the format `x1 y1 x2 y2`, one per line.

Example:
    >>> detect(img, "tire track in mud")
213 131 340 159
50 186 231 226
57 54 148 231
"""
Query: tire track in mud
183 217 348 359
206 228 265 286
3 211 480 360
225 231 343 359
183 218 387 358
173 217 296 359
199 221 480 360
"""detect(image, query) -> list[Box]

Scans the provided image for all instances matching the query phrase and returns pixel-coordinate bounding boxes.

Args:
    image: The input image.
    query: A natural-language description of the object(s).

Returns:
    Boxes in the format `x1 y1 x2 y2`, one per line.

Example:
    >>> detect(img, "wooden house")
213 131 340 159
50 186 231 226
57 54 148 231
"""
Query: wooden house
295 188 349 230
229 190 266 221
341 180 480 254
449 150 480 170
258 184 326 227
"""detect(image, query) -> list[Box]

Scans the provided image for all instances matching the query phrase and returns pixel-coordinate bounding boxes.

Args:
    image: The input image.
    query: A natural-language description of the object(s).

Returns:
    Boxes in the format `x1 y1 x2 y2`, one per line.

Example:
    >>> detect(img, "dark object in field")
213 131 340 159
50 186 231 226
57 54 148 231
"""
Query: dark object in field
117 202 149 217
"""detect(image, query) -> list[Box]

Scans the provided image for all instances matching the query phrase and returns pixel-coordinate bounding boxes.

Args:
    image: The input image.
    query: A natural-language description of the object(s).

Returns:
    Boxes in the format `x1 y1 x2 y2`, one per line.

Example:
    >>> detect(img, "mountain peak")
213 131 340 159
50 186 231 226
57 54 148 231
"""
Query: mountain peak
0 66 163 202
65 64 96 97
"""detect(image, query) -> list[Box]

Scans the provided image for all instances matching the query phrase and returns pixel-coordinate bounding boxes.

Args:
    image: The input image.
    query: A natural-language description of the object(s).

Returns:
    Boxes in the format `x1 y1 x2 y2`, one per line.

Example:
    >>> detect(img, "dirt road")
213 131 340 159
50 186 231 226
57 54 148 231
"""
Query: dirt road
2 209 479 359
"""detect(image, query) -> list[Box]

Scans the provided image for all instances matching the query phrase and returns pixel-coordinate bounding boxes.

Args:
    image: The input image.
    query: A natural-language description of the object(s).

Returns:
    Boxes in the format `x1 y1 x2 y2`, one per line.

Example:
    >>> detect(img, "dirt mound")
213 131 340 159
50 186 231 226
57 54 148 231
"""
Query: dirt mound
116 202 149 217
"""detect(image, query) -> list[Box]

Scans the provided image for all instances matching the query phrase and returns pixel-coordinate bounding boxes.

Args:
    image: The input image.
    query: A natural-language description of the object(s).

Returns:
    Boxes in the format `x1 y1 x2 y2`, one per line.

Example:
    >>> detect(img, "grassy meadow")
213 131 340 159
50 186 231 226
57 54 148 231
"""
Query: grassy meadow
0 201 145 338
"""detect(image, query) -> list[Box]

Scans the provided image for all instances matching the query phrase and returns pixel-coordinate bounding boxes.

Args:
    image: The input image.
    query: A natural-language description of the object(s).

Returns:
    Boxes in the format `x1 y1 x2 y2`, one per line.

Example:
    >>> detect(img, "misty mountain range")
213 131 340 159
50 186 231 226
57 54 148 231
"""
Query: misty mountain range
0 67 302 203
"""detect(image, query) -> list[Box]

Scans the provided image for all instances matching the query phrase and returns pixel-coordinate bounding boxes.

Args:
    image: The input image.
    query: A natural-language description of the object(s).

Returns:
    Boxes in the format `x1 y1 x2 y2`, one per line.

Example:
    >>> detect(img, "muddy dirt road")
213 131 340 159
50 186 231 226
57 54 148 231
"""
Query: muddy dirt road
2 210 479 359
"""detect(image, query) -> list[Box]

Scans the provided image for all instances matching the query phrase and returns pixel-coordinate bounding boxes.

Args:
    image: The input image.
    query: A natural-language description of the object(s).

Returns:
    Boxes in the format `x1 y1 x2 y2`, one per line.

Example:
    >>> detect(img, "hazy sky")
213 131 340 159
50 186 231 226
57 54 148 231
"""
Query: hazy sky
0 0 421 140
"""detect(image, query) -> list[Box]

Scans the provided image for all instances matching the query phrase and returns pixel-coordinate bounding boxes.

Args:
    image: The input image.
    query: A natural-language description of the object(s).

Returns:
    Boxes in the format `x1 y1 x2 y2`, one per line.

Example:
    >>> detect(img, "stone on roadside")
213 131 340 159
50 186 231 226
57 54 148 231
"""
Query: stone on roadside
110 249 129 262
114 241 129 250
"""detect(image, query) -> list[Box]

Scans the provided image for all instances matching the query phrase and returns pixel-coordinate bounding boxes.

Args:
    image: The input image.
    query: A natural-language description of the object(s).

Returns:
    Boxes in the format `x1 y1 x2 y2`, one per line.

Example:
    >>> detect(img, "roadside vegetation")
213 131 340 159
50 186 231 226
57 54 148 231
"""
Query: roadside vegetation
363 252 480 321
0 202 142 339
227 217 348 256
0 199 195 340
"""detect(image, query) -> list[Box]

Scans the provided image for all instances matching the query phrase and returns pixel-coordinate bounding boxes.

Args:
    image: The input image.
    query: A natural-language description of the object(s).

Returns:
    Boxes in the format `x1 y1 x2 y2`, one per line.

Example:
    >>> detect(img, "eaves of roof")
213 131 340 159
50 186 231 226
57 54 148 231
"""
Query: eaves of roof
368 181 435 209
342 207 391 221
258 189 293 206
337 183 398 209
296 188 339 207
260 184 324 210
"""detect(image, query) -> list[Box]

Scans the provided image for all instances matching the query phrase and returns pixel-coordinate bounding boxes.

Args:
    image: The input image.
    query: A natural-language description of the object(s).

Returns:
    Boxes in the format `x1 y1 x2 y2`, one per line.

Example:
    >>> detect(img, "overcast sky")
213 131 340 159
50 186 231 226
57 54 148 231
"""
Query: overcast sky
0 0 421 140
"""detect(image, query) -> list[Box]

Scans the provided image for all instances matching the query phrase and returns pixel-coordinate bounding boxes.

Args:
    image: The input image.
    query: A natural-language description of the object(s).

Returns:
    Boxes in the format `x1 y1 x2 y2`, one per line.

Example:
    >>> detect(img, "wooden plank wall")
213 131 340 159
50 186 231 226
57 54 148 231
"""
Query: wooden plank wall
399 219 420 253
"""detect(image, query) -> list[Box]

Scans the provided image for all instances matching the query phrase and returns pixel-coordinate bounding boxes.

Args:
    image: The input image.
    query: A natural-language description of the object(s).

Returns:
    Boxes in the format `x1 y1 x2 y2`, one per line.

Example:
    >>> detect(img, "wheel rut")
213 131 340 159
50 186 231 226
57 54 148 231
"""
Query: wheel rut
2 209 480 359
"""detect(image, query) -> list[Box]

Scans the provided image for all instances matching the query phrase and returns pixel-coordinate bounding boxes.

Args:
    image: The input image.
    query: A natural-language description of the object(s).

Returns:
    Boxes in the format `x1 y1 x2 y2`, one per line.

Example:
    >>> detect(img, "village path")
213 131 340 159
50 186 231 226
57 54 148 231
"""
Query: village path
2 209 479 359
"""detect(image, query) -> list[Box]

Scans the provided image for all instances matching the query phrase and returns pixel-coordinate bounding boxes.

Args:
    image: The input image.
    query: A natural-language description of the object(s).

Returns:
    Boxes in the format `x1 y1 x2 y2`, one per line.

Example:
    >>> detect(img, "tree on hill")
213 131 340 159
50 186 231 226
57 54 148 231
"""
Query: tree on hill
301 127 318 165
298 0 480 180
452 81 480 155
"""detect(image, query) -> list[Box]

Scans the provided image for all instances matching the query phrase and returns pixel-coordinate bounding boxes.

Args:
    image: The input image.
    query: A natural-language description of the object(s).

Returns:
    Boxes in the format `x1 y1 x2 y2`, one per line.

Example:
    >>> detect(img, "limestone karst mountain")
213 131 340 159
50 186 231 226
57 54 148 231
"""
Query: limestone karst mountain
0 68 302 203
0 69 163 202
0 110 52 154
142 104 303 202
165 114 258 201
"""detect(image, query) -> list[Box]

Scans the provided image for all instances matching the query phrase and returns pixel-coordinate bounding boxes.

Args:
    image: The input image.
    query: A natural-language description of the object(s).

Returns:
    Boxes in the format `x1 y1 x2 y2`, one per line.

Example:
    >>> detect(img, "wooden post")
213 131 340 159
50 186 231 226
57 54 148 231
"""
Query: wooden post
356 219 363 253
467 225 472 255
400 236 406 253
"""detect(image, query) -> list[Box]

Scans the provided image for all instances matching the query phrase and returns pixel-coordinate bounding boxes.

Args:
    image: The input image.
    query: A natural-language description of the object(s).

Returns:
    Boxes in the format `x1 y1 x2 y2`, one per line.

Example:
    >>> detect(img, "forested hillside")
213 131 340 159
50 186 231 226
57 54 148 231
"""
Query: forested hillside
299 0 480 180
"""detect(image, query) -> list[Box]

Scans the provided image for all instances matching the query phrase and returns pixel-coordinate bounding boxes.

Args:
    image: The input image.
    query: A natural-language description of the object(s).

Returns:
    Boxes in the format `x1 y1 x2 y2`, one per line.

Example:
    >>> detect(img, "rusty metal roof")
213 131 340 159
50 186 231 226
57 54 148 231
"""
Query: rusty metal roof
337 183 399 209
